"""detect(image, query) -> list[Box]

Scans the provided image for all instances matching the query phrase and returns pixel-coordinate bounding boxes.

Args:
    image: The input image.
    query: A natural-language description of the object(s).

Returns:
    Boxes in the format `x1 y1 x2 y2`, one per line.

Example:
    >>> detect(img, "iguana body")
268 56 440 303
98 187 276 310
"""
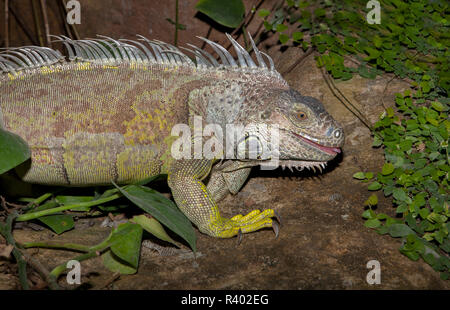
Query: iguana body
0 35 344 238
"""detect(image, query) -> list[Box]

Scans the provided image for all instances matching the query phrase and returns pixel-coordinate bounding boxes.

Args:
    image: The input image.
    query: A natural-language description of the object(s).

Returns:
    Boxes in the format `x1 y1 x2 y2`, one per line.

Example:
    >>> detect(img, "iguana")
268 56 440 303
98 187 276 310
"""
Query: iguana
0 34 344 239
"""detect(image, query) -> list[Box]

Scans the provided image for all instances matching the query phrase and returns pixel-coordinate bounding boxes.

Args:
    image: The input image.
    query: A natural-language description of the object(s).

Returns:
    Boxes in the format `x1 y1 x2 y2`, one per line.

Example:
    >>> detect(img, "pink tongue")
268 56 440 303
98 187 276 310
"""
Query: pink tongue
327 146 341 154
295 133 341 155
316 144 341 155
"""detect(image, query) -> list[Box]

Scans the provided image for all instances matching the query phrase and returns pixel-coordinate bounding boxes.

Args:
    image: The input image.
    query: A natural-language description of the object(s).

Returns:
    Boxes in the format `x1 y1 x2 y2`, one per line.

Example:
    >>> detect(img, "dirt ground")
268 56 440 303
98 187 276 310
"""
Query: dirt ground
1 0 449 290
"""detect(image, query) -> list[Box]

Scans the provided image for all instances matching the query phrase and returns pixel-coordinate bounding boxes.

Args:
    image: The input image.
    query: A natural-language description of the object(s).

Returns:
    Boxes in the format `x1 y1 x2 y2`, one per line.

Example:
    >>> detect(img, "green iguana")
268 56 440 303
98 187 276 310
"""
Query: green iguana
0 34 344 239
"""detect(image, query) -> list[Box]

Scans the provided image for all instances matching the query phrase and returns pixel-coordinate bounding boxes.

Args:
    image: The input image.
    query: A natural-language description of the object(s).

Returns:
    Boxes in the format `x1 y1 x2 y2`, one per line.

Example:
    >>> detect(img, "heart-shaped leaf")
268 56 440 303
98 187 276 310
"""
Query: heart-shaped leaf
108 223 143 270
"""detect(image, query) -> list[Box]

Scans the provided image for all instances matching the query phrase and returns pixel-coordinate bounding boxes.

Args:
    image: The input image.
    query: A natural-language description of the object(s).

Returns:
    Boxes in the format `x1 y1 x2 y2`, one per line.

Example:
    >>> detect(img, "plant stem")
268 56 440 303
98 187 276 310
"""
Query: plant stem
39 0 51 47
16 193 121 222
46 233 113 286
20 241 92 252
20 232 112 253
31 0 45 46
33 192 52 205
8 3 39 45
4 0 9 49
48 251 99 286
174 0 179 47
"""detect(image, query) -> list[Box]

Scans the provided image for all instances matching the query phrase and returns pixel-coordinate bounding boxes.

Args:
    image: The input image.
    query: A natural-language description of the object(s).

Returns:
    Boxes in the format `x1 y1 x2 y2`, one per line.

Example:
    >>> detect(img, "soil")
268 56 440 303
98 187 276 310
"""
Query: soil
1 0 449 290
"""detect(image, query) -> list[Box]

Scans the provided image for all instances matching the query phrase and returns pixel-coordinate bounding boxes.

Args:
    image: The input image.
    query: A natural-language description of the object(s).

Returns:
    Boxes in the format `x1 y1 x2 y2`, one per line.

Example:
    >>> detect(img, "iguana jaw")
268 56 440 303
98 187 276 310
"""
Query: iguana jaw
290 131 341 156
268 129 342 171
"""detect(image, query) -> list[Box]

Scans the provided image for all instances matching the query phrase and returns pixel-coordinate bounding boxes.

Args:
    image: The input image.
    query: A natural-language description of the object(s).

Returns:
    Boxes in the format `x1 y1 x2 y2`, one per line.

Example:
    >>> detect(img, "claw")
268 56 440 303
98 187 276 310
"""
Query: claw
272 220 280 238
274 210 282 227
236 228 243 246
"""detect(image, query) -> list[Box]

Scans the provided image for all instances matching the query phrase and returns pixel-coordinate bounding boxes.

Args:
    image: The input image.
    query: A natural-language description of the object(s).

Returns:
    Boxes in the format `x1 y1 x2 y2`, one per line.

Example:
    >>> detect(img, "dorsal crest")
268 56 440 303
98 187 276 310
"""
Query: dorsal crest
0 33 283 81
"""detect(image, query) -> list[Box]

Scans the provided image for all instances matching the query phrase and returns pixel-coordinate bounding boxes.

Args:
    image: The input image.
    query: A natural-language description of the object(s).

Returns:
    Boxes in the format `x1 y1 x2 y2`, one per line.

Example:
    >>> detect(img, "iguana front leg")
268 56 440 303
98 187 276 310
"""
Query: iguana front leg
207 160 252 202
168 159 278 238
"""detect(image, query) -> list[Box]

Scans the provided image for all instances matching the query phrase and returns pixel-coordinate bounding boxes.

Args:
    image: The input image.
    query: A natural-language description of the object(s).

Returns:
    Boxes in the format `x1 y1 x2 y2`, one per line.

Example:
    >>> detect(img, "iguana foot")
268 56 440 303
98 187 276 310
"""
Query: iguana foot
168 160 282 240
207 209 281 239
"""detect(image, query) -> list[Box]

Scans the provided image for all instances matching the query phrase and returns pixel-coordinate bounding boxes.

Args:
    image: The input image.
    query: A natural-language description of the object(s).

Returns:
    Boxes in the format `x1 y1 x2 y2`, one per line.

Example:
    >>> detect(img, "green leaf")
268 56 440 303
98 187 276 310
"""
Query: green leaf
263 20 273 31
109 223 143 270
258 9 270 18
368 181 382 191
102 250 137 275
420 81 431 93
353 172 366 179
396 204 408 213
372 135 383 147
195 0 245 28
362 209 375 219
393 188 410 203
276 23 288 32
314 8 326 17
388 224 415 237
395 14 405 24
286 0 295 7
373 35 382 48
365 172 374 179
431 101 445 112
0 129 31 175
131 215 178 246
38 215 74 234
292 31 304 42
401 248 420 261
114 184 196 252
365 218 381 228
358 65 372 79
364 47 382 60
427 212 448 224
364 194 378 206
279 33 290 44
382 163 395 175
426 109 439 126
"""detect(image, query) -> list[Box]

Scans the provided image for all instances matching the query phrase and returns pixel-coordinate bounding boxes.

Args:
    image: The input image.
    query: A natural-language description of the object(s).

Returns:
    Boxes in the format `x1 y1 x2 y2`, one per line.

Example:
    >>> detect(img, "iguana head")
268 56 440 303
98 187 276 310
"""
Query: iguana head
244 88 344 171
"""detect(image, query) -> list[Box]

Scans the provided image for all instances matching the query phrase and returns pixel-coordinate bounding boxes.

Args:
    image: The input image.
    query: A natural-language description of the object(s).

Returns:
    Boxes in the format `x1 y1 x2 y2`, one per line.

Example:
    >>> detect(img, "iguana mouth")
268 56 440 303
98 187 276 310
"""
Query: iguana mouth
291 131 341 156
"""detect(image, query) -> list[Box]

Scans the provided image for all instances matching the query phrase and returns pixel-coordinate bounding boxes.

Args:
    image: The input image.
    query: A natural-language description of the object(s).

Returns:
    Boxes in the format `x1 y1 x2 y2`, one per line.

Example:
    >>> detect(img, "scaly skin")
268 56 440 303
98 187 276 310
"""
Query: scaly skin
0 36 344 239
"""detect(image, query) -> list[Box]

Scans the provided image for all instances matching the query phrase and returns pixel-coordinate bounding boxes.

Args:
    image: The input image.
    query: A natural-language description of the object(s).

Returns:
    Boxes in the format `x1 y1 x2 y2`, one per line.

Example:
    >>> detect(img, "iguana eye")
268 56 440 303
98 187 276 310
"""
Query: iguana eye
296 111 307 120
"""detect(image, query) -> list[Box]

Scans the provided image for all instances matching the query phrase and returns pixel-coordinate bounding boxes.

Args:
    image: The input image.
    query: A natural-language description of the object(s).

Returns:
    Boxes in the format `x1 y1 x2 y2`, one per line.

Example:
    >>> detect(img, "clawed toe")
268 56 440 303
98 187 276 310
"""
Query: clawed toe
236 228 243 246
214 208 282 240
274 210 282 226
272 220 280 238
